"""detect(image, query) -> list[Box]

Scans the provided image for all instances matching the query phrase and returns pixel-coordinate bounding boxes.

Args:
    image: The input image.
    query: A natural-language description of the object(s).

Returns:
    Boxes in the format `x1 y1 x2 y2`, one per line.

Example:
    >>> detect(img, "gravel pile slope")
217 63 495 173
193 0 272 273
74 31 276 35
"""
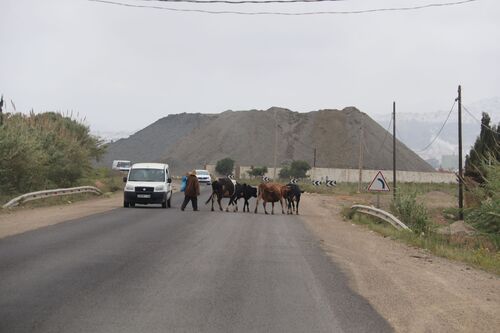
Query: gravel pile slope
101 107 433 174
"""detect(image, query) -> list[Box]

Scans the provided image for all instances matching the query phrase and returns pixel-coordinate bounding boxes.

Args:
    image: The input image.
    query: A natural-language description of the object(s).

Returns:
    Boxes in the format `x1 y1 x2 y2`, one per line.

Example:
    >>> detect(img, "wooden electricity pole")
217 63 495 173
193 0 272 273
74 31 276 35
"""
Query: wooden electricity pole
457 85 464 220
0 95 4 126
273 110 278 180
393 101 396 200
312 147 317 181
358 125 364 193
313 147 317 168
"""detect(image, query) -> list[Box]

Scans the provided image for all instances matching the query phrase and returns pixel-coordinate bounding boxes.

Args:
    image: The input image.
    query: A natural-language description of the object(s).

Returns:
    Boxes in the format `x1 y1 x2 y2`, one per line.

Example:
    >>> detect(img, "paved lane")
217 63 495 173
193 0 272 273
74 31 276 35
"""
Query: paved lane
0 190 392 332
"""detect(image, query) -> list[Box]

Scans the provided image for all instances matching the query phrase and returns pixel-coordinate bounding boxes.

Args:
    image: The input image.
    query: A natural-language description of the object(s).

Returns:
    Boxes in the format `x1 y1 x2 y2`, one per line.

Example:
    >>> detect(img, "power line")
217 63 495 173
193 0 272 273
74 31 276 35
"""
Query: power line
89 0 480 16
415 100 456 152
375 114 392 154
395 127 404 142
462 104 500 136
139 0 346 4
462 104 500 149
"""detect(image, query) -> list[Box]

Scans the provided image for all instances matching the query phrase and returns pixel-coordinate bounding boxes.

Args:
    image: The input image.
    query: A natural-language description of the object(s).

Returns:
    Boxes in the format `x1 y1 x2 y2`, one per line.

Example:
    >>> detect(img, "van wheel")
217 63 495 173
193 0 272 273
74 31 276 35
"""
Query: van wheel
167 194 171 208
123 201 129 208
162 200 167 208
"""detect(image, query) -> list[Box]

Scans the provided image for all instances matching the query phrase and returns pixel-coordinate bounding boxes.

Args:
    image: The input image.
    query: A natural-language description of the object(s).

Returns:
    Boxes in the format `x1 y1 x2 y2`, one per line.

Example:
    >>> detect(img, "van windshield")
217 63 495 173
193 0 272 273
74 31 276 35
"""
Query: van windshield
117 162 130 168
196 170 209 175
128 169 165 182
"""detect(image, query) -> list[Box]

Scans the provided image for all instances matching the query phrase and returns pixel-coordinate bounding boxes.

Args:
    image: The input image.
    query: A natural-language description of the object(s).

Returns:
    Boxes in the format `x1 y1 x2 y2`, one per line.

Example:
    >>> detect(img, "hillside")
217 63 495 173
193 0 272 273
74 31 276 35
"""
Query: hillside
100 107 434 175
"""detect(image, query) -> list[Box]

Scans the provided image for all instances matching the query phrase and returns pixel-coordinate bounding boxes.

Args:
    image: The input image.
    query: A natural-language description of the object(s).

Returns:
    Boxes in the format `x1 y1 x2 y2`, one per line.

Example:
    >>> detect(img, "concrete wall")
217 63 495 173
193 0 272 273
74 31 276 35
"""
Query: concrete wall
206 165 456 184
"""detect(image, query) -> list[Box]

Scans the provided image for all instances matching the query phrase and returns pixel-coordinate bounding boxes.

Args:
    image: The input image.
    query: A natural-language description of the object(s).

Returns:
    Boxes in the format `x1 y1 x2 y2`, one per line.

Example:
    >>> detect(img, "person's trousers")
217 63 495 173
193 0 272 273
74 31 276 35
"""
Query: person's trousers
181 196 198 211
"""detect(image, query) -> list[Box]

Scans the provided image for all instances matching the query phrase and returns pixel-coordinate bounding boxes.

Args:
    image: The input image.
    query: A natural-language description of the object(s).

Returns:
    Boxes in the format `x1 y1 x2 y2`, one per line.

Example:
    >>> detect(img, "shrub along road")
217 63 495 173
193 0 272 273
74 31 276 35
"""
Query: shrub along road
0 189 391 333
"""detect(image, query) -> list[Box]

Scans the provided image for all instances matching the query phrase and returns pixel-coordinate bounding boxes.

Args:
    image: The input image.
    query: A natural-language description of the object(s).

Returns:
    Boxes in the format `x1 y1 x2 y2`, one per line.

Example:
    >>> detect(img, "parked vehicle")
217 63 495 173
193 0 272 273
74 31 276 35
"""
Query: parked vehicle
112 160 131 172
195 169 212 185
123 163 172 208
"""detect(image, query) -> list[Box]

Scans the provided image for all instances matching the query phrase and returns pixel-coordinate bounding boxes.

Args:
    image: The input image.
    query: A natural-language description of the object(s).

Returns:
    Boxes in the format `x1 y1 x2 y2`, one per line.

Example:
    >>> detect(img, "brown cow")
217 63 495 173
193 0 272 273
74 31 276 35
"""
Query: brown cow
254 183 290 215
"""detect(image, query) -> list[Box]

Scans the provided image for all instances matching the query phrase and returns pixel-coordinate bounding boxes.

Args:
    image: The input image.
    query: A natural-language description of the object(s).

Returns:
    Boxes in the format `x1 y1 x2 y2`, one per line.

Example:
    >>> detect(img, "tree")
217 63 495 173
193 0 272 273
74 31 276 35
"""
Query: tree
279 167 291 179
465 112 500 184
215 158 235 176
289 160 311 178
279 160 311 179
247 166 268 178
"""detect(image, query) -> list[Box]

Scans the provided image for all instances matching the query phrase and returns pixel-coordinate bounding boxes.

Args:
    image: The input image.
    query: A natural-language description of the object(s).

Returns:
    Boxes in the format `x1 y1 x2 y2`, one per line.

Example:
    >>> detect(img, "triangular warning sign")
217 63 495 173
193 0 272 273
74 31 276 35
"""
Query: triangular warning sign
367 171 390 192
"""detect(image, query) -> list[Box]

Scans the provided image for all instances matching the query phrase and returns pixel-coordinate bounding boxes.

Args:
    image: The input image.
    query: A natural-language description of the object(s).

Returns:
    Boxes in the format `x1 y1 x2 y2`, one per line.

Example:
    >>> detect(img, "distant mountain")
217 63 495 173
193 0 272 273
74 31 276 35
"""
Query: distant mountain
92 130 135 143
374 97 500 165
100 107 434 175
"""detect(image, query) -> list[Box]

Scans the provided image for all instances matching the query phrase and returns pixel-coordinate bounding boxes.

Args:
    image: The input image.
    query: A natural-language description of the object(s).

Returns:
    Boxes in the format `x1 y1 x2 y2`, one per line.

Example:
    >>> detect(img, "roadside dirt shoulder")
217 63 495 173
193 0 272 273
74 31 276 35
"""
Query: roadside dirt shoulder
299 193 500 333
0 193 123 239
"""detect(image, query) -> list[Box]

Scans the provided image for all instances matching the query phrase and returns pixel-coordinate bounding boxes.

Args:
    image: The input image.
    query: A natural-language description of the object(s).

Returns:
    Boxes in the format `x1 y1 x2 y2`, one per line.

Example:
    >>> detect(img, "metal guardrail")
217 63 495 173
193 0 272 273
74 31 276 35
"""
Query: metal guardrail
2 186 102 209
351 204 411 231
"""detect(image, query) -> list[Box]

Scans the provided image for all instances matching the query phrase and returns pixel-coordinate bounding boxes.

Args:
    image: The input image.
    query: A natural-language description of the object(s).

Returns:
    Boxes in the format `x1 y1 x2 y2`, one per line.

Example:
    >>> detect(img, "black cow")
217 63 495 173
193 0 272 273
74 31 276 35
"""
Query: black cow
205 177 236 212
285 183 303 215
228 183 258 212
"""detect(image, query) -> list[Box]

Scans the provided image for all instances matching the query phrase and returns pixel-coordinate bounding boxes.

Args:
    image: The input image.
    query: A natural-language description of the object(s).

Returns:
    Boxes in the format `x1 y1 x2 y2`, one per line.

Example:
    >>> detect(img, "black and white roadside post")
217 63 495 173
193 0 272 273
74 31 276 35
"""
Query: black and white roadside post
325 180 336 187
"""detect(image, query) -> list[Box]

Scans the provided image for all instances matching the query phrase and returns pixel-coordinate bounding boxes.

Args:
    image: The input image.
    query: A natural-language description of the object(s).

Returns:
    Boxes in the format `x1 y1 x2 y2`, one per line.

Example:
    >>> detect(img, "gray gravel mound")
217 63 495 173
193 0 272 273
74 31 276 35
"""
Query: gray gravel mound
100 107 433 174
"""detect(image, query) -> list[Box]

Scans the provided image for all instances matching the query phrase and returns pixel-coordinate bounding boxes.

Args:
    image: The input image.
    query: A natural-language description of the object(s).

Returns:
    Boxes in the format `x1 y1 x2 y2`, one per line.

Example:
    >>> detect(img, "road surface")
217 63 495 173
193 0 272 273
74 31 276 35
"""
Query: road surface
0 189 392 332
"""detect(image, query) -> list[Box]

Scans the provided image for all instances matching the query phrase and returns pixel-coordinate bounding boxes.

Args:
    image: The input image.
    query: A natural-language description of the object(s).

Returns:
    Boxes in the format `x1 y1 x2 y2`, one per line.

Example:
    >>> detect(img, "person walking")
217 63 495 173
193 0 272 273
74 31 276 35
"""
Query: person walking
181 170 200 211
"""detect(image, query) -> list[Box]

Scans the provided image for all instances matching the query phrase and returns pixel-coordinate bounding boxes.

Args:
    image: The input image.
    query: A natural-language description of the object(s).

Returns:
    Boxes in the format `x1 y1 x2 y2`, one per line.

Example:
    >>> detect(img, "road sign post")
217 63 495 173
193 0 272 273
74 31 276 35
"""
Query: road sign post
368 171 390 208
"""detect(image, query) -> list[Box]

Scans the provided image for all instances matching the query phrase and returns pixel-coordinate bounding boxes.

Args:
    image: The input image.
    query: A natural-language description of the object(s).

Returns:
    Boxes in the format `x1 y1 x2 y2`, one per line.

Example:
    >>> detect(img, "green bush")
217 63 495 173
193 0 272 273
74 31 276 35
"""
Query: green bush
391 191 431 234
215 157 235 176
467 161 500 234
0 112 106 196
279 160 311 179
247 166 268 177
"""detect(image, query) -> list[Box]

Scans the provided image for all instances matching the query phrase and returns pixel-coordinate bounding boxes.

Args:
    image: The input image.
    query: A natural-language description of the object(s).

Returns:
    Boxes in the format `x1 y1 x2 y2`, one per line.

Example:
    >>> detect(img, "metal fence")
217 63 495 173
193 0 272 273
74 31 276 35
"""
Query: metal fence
2 186 102 209
351 204 410 231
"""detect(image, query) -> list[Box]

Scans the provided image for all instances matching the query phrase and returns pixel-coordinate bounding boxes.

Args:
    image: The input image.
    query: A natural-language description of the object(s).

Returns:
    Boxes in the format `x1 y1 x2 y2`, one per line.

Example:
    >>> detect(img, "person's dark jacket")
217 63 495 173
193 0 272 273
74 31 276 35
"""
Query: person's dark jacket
184 174 200 198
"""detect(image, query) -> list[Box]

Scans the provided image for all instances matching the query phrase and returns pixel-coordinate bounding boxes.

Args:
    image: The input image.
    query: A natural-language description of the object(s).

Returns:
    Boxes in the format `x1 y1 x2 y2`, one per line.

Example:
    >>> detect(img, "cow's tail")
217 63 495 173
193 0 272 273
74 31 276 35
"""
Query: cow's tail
205 192 214 205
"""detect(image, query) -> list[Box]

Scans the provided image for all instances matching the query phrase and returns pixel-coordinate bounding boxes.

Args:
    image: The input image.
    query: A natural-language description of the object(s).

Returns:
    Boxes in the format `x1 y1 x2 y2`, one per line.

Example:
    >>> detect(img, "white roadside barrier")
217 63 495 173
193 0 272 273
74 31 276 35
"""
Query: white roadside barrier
351 204 411 231
2 186 102 209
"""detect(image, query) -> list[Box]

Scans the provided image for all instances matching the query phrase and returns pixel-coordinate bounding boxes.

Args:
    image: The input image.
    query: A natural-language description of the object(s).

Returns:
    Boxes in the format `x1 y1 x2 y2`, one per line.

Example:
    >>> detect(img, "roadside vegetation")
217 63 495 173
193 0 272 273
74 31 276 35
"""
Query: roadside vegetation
0 111 120 206
344 112 499 275
225 113 499 274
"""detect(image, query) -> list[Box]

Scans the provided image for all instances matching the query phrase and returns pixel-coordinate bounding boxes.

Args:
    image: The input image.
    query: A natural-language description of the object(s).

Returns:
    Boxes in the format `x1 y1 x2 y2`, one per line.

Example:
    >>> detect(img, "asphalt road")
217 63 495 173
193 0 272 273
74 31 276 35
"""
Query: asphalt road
0 188 392 333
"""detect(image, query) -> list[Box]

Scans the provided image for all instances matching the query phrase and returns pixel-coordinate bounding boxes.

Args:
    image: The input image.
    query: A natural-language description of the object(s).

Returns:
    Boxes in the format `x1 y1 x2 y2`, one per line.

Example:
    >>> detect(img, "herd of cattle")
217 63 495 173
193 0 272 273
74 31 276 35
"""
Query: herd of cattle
205 178 303 215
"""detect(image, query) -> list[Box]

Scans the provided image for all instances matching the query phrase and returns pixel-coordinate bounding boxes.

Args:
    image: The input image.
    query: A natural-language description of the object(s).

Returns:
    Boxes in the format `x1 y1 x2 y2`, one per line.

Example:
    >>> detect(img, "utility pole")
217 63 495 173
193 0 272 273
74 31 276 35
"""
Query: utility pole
273 110 278 180
457 85 464 220
358 125 364 193
312 147 317 180
0 95 4 126
393 101 396 200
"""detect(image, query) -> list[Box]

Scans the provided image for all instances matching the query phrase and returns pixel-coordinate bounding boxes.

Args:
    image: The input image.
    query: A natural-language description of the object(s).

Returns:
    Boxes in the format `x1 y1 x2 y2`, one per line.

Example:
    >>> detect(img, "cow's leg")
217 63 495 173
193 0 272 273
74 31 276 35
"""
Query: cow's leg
271 202 275 215
244 198 249 212
263 202 268 215
296 198 300 215
280 198 285 214
254 196 260 213
217 194 223 211
211 194 215 212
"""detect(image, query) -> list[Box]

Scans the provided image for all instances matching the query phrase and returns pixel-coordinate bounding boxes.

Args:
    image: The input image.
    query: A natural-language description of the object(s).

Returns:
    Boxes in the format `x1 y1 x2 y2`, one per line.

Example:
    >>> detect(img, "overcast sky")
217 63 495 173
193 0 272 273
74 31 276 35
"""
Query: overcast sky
1 0 498 133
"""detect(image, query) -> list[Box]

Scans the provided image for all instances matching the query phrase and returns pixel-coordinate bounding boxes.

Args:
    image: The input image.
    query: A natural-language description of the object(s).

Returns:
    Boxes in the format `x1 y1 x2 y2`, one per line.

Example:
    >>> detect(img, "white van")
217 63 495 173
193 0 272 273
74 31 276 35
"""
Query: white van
123 163 173 208
112 160 131 172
